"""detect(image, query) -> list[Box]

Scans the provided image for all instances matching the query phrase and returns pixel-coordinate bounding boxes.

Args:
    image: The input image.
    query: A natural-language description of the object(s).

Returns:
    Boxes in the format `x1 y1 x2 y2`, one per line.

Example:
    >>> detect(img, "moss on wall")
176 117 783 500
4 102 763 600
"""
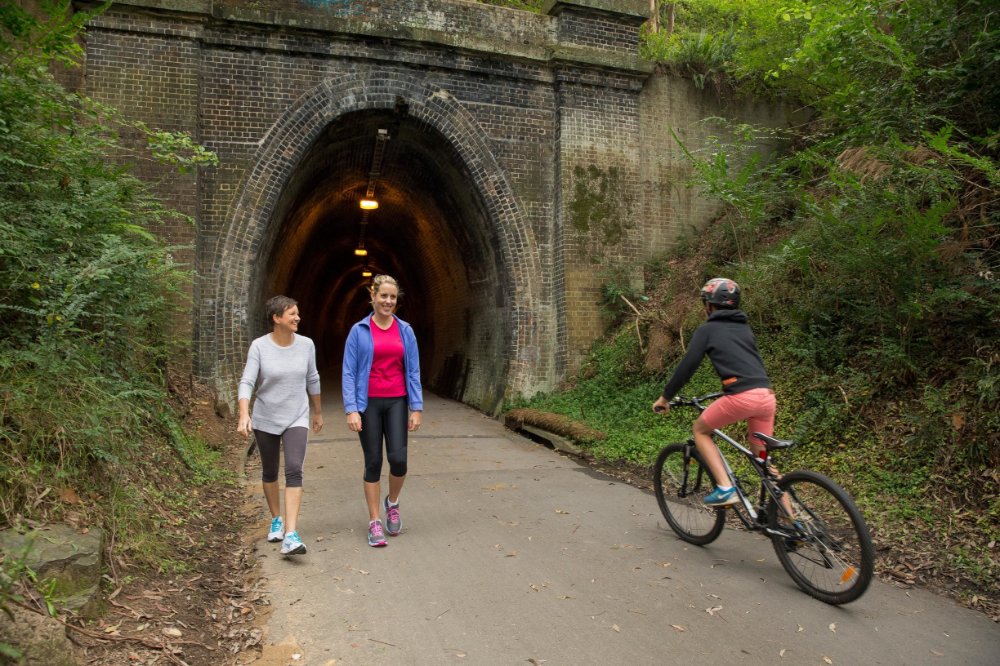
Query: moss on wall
569 164 634 252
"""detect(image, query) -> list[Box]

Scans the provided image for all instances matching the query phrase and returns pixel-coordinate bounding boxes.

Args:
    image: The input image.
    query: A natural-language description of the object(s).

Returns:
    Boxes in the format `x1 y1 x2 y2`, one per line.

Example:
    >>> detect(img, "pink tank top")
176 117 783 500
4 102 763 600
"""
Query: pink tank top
368 318 406 398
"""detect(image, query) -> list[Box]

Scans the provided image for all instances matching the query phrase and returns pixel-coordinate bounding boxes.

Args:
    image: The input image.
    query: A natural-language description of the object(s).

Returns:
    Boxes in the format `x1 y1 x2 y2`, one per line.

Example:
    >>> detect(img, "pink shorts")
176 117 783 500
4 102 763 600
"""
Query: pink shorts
699 388 776 448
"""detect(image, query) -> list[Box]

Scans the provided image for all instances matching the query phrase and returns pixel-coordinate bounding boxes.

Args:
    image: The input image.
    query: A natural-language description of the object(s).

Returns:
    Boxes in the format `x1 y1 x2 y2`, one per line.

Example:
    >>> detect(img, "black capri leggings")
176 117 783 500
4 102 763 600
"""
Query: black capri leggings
254 427 308 488
359 396 408 483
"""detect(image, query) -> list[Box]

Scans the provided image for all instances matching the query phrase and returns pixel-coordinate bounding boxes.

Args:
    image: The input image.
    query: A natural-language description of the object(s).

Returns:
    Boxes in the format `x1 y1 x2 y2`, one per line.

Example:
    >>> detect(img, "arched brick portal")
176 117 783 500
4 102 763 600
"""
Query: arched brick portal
80 1 790 416
214 75 544 413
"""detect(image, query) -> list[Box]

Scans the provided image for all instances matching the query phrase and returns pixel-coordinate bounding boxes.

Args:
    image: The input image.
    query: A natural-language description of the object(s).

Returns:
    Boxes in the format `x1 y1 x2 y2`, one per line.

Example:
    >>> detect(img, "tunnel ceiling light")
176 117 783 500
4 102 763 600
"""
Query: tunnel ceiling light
354 247 368 256
359 198 379 210
361 269 372 277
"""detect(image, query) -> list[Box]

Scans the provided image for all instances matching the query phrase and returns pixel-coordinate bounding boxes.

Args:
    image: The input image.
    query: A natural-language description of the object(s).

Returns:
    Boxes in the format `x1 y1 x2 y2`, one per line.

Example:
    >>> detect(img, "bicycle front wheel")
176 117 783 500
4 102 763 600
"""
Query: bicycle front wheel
768 470 875 604
653 443 725 545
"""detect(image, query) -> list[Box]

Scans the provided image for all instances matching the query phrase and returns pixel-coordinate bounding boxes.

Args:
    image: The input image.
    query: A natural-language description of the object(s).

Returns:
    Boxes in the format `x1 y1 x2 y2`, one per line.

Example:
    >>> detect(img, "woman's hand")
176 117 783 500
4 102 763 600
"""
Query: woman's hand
347 412 362 432
311 412 324 433
408 410 422 432
237 413 252 437
652 396 670 414
237 398 252 436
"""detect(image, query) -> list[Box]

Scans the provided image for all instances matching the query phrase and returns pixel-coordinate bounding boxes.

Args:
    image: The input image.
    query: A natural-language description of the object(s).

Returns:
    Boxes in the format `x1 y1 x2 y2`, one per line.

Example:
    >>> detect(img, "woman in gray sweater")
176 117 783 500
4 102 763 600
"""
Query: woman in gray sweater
237 295 323 555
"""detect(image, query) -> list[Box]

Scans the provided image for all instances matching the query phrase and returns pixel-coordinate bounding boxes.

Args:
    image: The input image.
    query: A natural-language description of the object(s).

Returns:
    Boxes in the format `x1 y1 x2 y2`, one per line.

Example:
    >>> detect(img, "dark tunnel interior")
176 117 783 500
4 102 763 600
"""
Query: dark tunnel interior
247 107 512 412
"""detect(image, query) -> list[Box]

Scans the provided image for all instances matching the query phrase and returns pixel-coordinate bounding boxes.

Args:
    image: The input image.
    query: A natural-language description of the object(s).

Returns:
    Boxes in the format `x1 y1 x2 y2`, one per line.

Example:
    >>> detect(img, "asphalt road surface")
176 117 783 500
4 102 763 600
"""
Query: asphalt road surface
250 394 1000 665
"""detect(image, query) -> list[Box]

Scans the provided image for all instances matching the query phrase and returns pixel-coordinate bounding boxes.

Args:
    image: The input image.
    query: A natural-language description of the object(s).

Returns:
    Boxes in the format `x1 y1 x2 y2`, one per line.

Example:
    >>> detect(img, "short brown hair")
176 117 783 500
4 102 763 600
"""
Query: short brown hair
264 295 297 327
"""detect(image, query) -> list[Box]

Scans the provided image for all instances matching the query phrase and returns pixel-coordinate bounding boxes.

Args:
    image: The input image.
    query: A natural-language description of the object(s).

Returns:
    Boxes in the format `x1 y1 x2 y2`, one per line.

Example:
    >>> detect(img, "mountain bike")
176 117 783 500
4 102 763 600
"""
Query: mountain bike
652 393 874 605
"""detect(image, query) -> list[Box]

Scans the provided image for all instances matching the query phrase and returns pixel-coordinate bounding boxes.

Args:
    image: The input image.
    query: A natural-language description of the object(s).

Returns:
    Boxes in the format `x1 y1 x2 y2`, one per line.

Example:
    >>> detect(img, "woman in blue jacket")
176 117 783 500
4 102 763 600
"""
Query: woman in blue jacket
342 274 423 547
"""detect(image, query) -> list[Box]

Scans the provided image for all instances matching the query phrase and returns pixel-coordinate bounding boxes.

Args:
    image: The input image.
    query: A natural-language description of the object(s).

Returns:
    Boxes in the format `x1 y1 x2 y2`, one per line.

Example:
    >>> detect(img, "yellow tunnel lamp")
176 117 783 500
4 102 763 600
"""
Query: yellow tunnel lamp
360 199 379 210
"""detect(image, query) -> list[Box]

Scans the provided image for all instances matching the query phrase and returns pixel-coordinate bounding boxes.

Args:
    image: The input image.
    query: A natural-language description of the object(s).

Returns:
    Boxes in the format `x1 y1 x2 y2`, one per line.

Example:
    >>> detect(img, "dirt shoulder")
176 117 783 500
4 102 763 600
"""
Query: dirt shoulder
67 389 266 665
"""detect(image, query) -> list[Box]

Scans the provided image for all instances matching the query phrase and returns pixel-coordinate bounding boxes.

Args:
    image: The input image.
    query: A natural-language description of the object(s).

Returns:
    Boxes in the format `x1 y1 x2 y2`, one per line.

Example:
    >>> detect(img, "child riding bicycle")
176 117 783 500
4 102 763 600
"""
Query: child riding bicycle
652 278 778 507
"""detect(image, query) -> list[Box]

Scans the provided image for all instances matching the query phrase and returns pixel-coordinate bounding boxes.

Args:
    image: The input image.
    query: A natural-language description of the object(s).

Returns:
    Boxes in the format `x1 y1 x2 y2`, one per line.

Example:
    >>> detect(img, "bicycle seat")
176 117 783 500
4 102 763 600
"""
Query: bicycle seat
754 433 796 451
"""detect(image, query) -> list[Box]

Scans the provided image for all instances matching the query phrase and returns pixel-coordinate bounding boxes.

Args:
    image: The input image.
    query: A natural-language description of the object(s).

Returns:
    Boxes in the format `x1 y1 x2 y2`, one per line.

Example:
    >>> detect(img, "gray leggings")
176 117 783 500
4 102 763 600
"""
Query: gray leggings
254 427 308 488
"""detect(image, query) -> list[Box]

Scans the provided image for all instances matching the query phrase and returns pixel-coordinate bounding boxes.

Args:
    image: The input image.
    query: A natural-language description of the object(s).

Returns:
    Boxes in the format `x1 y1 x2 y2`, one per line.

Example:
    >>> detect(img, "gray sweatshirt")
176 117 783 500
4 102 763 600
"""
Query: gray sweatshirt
238 333 321 434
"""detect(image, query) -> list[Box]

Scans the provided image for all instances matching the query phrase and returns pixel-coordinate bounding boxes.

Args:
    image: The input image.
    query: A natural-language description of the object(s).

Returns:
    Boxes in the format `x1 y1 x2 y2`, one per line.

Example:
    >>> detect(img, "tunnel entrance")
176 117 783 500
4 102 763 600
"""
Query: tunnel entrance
249 108 511 411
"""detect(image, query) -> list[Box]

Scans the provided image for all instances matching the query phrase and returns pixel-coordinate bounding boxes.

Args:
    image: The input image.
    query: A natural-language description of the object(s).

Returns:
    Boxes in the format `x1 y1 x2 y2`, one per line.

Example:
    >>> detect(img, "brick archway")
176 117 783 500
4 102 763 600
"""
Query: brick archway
212 73 542 408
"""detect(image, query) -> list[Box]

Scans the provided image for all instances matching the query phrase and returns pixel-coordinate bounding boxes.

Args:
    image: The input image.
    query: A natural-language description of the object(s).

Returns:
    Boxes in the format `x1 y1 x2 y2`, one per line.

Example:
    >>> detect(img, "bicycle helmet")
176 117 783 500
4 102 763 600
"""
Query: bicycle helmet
700 277 741 309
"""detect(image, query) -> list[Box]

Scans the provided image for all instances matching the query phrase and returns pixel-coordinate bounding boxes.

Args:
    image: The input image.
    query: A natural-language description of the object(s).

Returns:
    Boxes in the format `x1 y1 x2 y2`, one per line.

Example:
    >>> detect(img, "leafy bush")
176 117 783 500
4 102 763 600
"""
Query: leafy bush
517 0 1000 603
0 0 220 584
475 0 546 13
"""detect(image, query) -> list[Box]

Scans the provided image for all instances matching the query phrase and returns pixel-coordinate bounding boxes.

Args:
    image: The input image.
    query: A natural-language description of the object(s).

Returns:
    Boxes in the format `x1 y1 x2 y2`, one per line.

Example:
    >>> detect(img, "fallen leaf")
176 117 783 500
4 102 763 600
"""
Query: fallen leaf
59 487 81 504
829 623 836 633
779 649 786 657
611 624 620 632
161 627 182 638
797 624 804 633
823 657 833 665
555 509 569 514
706 606 723 616
670 624 687 632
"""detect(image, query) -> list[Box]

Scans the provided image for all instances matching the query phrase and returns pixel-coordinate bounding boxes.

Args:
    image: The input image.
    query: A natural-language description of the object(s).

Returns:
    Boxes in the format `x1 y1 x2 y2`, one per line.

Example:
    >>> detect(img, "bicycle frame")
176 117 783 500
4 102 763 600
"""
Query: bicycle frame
675 394 795 535
657 394 876 604
709 428 765 520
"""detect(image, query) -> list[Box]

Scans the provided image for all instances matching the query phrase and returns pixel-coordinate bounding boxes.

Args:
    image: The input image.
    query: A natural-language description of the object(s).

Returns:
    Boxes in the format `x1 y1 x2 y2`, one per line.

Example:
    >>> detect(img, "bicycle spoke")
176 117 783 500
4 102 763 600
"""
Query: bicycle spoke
654 444 725 545
769 471 874 604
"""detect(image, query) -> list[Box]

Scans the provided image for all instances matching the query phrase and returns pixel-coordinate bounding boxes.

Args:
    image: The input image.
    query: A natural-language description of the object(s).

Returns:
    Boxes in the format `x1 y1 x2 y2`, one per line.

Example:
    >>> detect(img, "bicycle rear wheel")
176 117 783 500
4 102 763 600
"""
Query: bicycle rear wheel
768 470 874 604
653 443 725 545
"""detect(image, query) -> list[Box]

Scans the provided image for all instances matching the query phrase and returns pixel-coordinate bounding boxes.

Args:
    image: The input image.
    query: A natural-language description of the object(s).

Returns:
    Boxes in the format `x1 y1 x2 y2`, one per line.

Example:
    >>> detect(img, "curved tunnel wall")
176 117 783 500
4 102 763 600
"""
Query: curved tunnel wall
216 75 544 414
261 110 509 405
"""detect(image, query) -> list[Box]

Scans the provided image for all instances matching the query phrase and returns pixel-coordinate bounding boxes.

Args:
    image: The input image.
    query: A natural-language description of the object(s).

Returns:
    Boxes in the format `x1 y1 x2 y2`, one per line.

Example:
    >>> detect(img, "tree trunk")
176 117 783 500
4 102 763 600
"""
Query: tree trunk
649 0 659 33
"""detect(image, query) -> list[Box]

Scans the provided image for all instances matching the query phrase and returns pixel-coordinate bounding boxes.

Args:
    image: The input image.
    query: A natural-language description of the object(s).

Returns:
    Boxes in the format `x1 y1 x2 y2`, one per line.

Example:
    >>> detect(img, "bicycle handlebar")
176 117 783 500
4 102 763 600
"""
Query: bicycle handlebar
668 392 724 410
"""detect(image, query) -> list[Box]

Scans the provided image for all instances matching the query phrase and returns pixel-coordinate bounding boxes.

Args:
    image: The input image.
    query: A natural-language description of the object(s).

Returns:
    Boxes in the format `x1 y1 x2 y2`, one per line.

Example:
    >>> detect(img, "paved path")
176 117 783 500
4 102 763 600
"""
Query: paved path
252 394 1000 665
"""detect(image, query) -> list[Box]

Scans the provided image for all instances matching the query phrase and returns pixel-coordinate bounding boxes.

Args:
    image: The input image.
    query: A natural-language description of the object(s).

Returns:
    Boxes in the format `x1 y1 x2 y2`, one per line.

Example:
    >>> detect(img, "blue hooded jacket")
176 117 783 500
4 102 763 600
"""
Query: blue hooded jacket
342 313 423 414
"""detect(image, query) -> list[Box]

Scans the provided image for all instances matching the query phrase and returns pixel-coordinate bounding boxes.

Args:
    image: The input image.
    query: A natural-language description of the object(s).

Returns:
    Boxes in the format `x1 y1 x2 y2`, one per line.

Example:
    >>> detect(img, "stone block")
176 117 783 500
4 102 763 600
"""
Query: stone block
0 525 105 619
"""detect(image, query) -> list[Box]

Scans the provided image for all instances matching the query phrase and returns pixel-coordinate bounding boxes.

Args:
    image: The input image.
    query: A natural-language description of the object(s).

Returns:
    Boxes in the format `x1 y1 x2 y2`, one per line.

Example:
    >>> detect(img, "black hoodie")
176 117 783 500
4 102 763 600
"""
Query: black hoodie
661 309 771 400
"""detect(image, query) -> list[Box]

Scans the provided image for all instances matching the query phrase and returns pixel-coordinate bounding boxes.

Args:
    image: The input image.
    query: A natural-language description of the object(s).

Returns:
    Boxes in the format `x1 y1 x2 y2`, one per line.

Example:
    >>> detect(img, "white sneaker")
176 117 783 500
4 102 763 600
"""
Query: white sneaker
280 530 306 555
267 516 284 542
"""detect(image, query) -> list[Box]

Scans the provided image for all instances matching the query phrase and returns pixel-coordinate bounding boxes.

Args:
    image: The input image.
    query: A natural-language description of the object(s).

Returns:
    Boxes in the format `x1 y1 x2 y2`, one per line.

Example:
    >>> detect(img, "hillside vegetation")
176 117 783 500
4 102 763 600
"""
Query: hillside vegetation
0 3 223 655
515 0 999 616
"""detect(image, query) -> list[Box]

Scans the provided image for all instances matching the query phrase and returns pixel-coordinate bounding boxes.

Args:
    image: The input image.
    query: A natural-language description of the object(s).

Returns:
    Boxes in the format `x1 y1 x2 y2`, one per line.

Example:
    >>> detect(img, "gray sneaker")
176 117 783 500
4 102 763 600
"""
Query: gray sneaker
383 496 402 536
